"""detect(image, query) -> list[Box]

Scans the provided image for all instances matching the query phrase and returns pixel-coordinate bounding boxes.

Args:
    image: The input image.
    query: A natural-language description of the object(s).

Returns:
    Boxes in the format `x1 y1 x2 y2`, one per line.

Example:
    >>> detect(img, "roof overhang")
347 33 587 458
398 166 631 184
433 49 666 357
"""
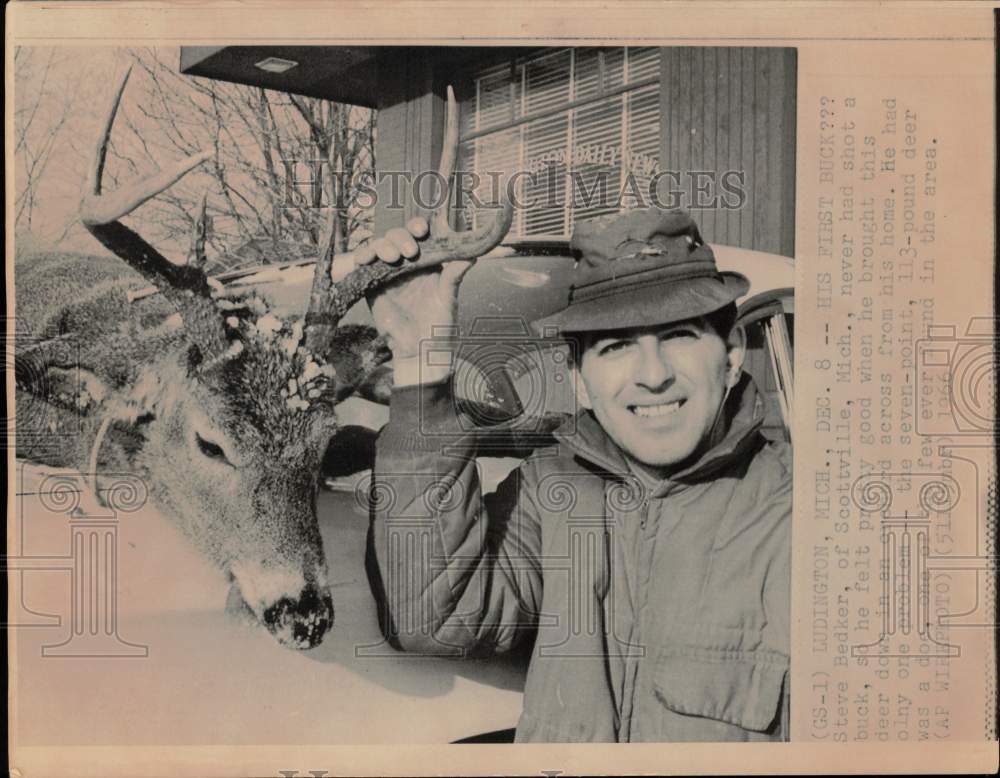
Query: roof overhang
180 46 380 106
180 46 547 108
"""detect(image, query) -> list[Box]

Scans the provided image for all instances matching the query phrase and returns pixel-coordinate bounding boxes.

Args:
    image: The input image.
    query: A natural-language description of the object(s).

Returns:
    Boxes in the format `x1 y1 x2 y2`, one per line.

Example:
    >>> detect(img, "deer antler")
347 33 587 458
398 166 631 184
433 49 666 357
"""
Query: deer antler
81 66 228 360
302 85 514 355
186 193 210 269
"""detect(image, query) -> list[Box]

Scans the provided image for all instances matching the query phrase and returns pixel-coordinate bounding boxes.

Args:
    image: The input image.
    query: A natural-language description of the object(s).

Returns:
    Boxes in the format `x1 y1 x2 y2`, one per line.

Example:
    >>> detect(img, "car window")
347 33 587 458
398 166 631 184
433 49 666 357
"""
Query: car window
738 290 794 444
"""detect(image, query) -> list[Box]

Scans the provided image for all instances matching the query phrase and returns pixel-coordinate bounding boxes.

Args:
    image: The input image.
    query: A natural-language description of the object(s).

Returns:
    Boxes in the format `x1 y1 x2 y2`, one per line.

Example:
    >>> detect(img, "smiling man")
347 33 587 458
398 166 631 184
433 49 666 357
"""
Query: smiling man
357 208 791 743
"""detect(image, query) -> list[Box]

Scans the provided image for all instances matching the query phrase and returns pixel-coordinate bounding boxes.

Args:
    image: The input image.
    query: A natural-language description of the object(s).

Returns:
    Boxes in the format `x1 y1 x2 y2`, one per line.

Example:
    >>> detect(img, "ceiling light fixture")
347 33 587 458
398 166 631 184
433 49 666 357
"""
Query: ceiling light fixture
254 57 299 74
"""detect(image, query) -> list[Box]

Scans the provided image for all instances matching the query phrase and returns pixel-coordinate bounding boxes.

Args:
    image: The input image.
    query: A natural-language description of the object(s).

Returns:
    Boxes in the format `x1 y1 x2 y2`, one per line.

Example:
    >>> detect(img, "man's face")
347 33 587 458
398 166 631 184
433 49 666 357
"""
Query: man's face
573 316 745 470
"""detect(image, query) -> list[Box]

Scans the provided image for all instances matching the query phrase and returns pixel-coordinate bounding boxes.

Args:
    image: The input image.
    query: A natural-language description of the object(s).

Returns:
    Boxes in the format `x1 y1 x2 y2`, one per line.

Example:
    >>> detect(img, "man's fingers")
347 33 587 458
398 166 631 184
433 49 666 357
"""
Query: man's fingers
340 217 429 282
351 242 379 267
406 216 430 239
331 244 381 281
385 227 420 259
372 237 402 264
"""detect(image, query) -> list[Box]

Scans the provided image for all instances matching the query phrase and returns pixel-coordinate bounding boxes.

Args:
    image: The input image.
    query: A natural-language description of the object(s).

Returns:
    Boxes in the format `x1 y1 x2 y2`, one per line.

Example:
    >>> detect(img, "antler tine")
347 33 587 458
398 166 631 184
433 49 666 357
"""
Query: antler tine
87 64 131 201
83 69 213 229
305 200 514 343
81 67 228 360
302 84 514 356
186 193 210 268
431 85 459 236
302 207 340 352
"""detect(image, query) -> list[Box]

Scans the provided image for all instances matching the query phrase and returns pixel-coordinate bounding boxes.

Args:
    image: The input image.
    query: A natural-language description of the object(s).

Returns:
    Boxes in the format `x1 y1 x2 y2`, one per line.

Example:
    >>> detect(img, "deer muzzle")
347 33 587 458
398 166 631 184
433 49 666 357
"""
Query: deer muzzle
261 583 335 649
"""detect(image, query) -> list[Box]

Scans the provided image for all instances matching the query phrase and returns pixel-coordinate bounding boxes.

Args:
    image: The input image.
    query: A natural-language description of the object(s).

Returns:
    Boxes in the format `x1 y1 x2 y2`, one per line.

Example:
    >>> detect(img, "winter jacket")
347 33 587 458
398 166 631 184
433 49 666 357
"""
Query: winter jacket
371 373 791 742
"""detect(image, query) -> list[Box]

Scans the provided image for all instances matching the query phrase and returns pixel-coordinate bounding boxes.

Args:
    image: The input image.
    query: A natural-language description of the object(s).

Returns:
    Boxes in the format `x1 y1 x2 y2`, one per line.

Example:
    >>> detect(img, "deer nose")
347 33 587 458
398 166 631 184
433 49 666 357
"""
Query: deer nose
262 584 335 649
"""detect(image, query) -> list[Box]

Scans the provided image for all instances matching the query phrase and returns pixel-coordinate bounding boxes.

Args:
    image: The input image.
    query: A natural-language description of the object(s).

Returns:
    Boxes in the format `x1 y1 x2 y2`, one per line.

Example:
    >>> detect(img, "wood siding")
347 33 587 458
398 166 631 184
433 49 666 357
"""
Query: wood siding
659 47 796 257
373 47 797 257
374 51 447 233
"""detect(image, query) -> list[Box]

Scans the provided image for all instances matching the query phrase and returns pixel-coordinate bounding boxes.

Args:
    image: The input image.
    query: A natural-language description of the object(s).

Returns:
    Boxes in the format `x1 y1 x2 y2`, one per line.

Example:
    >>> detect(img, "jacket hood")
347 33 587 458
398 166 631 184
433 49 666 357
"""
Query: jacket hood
553 372 767 493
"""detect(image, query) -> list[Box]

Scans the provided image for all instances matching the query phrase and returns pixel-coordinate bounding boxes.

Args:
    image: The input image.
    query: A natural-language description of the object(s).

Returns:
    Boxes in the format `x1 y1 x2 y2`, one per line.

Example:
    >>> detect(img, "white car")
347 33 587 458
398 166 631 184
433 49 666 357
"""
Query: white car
12 239 793 746
222 236 795 743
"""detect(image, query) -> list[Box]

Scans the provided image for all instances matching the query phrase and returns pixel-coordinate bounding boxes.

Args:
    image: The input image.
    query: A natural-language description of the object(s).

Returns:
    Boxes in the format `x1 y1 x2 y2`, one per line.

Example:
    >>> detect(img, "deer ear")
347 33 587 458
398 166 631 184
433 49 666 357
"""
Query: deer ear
319 324 392 403
353 363 394 405
15 334 112 413
16 362 111 415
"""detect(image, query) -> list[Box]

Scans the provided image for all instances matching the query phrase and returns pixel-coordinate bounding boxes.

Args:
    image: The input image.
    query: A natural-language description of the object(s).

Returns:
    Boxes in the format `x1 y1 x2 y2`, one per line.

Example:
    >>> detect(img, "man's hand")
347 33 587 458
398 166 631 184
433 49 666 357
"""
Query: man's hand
330 216 474 386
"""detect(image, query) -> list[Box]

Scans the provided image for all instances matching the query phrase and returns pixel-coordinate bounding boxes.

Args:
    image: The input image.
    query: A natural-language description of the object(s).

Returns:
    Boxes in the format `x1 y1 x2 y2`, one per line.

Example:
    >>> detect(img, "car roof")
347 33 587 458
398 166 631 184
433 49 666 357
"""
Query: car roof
215 236 795 329
494 236 794 290
711 243 794 300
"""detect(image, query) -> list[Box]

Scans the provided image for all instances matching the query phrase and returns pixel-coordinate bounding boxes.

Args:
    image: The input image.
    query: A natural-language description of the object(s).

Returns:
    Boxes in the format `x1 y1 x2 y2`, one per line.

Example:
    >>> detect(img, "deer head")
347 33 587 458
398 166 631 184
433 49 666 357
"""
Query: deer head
68 68 513 649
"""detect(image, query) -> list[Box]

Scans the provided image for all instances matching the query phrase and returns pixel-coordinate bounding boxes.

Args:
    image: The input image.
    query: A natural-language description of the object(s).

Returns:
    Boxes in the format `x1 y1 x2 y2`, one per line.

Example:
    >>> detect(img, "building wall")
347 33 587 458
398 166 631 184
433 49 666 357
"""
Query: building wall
659 47 796 257
373 46 797 257
373 50 442 235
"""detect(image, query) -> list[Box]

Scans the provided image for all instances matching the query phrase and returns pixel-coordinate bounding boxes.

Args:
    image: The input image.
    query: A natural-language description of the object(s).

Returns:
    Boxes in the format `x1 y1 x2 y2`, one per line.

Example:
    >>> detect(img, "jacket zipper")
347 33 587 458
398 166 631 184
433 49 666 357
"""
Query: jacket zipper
639 496 650 530
621 495 652 741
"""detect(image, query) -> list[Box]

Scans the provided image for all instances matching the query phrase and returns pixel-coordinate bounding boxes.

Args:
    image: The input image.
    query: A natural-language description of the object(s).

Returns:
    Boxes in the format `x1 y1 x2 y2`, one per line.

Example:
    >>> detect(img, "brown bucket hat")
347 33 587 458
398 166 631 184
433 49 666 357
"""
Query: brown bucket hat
533 208 750 335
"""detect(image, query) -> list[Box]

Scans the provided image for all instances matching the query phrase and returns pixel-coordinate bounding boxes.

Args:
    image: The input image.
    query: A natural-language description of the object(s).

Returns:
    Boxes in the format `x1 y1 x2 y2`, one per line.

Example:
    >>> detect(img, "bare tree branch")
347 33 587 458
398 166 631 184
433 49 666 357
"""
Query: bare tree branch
15 47 375 267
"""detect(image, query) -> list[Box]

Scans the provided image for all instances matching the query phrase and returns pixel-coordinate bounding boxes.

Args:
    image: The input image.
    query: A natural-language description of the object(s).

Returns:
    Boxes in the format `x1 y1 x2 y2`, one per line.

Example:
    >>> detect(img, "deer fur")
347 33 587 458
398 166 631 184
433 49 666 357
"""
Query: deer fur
16 249 390 648
14 70 513 650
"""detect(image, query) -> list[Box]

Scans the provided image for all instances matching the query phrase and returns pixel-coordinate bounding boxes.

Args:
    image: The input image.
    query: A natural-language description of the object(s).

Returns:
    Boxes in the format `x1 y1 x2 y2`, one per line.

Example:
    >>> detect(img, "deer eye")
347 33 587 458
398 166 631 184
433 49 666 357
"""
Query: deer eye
195 432 228 462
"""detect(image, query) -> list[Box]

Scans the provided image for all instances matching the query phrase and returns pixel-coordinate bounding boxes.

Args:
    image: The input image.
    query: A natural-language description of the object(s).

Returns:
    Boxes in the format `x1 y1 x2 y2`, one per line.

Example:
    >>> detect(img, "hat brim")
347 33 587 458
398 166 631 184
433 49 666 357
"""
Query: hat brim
532 271 750 336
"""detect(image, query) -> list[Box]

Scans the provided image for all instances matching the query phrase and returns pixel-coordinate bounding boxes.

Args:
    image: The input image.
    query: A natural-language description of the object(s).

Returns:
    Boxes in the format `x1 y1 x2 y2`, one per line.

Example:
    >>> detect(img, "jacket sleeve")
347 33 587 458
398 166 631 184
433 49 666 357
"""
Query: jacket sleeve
370 379 545 656
766 528 791 740
762 446 792 739
768 531 791 741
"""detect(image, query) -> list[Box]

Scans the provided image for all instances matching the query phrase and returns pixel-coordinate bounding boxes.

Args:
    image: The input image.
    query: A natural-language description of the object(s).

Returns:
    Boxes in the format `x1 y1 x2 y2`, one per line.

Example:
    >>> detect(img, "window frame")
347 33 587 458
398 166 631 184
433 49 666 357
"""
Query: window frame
737 288 795 443
451 46 663 239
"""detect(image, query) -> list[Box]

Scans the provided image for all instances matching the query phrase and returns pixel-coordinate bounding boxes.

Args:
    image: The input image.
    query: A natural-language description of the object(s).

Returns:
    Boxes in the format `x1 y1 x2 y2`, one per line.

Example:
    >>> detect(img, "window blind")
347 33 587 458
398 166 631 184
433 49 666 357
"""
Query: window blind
456 47 661 238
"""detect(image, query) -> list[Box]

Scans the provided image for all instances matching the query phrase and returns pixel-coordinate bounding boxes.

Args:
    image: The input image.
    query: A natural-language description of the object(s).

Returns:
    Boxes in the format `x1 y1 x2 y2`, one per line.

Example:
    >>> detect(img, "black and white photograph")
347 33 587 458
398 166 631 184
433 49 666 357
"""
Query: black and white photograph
9 6 998 775
11 42 796 746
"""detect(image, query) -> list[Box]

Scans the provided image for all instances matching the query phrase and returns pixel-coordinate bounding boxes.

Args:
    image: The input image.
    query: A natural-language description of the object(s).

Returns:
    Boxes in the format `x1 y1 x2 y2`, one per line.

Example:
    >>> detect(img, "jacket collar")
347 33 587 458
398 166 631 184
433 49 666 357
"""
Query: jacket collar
553 373 766 494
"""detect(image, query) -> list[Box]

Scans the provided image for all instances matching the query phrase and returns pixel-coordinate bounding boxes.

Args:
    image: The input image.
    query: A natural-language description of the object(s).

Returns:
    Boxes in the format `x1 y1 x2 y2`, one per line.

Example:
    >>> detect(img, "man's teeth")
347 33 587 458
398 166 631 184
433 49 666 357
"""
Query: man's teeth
632 401 682 417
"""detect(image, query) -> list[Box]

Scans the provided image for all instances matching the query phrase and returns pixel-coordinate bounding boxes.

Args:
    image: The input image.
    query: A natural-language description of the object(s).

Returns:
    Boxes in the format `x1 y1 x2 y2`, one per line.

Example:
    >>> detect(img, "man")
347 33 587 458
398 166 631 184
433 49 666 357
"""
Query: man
342 208 791 743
